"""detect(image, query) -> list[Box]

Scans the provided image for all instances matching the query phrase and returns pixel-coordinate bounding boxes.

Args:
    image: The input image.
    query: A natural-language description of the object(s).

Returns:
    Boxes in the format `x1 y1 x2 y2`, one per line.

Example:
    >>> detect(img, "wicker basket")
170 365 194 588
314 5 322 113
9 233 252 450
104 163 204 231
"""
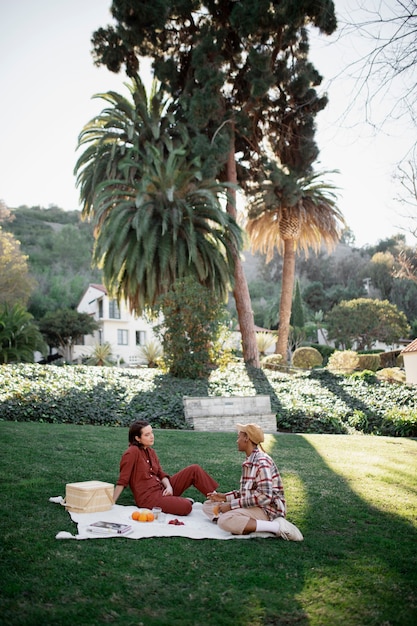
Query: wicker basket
64 480 114 513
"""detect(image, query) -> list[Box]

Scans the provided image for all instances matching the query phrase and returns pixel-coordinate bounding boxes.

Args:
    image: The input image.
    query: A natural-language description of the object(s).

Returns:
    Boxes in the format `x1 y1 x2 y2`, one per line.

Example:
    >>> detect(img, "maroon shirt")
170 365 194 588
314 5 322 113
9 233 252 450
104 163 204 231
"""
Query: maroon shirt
116 444 170 507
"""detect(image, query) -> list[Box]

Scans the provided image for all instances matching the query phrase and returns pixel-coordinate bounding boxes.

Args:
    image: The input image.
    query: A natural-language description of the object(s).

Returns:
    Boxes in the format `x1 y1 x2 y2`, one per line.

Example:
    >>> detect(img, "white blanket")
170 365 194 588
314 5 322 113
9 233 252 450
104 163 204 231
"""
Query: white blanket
50 498 270 540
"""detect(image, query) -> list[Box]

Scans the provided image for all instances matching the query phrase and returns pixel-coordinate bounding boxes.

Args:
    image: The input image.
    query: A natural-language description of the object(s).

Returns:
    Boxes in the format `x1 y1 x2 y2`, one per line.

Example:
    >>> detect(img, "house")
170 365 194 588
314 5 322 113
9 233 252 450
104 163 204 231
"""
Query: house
73 284 160 366
401 338 417 385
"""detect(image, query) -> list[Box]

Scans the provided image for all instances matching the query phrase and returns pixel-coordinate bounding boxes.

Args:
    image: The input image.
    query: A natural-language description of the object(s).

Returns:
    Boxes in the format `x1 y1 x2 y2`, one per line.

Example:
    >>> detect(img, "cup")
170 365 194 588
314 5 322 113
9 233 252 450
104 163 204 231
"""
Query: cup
152 507 162 520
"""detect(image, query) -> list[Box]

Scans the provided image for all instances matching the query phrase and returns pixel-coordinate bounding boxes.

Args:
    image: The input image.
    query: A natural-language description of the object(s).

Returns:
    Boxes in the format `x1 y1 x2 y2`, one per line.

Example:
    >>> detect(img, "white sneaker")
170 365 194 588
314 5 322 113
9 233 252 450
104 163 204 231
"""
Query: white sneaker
277 518 303 541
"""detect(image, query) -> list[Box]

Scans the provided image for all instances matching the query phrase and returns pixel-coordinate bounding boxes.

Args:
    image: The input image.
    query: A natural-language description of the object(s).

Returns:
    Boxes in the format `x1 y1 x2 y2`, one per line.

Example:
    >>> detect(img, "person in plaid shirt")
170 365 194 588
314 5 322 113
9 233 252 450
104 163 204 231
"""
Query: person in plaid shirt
203 423 303 541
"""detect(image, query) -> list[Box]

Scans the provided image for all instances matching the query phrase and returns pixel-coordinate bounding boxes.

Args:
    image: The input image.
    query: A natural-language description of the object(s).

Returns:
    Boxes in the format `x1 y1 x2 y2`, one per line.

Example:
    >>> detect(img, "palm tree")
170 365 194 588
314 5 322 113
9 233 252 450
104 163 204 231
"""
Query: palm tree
247 165 345 361
94 145 242 311
74 75 174 221
0 303 47 363
75 77 243 314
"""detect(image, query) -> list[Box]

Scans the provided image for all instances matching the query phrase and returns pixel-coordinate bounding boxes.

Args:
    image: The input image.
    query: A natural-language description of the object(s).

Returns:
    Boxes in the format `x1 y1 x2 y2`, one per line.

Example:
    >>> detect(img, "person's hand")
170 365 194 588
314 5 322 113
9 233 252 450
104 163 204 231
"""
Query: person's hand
213 501 231 515
207 491 226 502
162 483 173 496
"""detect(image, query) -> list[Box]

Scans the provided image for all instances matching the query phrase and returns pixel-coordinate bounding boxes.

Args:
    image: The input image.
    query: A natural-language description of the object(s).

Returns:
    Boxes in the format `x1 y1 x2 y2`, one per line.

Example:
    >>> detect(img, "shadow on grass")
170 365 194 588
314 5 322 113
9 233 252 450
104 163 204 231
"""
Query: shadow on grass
1 423 416 625
262 433 417 625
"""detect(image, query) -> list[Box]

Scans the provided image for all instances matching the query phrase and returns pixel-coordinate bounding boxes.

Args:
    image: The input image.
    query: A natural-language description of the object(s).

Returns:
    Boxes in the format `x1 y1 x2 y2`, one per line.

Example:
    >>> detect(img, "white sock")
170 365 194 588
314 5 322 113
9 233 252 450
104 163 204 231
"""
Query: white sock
256 519 281 534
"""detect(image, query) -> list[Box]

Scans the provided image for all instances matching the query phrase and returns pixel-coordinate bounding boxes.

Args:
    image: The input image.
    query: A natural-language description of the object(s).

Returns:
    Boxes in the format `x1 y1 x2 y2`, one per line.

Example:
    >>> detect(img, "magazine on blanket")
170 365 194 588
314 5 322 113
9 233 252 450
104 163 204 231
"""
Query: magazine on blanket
86 521 133 535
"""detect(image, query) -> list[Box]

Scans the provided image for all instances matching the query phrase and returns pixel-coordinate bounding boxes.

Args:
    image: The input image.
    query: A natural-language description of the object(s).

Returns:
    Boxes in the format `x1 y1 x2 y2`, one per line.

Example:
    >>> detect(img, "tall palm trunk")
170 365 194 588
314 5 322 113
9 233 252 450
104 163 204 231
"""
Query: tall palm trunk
226 133 259 368
276 238 296 361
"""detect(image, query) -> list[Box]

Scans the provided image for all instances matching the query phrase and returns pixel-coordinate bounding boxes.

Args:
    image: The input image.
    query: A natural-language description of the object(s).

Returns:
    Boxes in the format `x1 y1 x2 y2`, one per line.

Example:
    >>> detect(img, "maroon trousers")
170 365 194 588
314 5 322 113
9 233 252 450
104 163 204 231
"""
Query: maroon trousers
142 464 218 516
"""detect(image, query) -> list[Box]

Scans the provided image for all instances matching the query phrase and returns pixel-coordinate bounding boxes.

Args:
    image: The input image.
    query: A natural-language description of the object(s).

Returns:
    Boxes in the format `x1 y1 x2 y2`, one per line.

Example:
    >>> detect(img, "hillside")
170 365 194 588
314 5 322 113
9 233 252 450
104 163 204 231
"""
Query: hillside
4 205 101 318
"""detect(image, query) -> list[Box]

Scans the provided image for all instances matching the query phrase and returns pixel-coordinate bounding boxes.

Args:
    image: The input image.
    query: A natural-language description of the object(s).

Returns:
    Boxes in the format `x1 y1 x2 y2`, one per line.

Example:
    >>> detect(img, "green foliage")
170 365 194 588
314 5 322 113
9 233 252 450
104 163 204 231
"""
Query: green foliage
368 251 395 298
308 342 335 365
0 304 47 363
75 78 242 315
1 422 417 625
380 407 417 437
155 276 228 378
290 280 305 328
349 370 377 383
327 350 360 374
38 309 99 361
3 206 101 317
292 346 323 369
1 362 416 436
326 298 410 349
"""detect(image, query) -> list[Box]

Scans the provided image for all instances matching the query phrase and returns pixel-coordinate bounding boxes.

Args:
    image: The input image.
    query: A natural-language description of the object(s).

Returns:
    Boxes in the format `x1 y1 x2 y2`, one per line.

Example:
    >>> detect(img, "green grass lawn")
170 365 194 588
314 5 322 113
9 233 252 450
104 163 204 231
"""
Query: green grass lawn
0 422 416 626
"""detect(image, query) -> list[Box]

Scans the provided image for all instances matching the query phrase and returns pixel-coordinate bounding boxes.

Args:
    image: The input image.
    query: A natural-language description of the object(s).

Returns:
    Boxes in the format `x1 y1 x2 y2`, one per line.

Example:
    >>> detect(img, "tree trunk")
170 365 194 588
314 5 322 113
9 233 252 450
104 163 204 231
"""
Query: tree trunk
226 133 259 368
276 238 296 362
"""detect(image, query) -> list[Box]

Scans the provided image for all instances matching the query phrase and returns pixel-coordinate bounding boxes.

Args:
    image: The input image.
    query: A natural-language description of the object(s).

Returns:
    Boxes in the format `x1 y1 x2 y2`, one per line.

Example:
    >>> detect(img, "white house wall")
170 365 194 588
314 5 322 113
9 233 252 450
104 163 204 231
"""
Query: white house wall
73 284 160 366
403 353 417 385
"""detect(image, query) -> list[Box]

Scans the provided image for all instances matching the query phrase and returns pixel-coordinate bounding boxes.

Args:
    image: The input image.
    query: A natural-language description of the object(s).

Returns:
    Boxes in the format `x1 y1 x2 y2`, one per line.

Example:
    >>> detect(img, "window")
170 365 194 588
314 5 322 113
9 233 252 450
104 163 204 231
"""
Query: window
98 299 103 318
117 329 128 345
109 299 121 319
136 330 147 346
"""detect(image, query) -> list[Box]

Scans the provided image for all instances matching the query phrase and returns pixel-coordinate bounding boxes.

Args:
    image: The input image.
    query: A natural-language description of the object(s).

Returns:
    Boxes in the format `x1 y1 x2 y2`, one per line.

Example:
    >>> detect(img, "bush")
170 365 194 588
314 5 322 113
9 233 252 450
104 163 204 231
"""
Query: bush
155 277 228 379
256 331 277 357
2 363 416 436
357 353 381 372
261 354 284 370
349 370 377 383
327 350 360 374
376 367 406 384
292 346 323 369
380 407 417 437
380 350 402 368
138 339 163 368
308 343 335 365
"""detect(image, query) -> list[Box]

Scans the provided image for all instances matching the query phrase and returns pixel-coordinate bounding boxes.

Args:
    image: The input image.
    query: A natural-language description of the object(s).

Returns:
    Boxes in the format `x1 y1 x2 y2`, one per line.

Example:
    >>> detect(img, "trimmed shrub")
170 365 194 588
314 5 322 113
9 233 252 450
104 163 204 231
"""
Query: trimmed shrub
309 343 335 365
357 353 381 372
327 350 360 374
380 350 402 368
292 346 323 369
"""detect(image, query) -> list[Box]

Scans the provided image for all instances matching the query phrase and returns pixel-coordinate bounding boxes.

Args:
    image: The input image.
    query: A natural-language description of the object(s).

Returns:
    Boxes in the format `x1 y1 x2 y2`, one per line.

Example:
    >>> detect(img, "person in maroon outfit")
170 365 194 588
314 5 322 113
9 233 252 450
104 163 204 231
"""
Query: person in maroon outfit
113 420 219 516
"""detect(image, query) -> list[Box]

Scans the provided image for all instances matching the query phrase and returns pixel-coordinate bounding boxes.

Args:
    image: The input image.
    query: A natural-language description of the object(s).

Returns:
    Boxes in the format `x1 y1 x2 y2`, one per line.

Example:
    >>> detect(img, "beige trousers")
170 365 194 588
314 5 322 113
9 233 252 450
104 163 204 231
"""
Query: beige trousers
202 500 269 535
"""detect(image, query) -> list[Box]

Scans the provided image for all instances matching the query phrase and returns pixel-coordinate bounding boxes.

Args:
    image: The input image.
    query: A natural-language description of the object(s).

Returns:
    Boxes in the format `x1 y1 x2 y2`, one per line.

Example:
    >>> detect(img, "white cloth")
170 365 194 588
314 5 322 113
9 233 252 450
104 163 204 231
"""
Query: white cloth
49 498 270 540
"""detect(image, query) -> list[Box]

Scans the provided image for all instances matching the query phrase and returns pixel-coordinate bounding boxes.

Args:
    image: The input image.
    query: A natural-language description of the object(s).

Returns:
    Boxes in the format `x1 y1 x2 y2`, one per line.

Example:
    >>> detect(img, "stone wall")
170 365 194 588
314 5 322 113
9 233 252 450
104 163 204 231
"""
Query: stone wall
183 395 276 432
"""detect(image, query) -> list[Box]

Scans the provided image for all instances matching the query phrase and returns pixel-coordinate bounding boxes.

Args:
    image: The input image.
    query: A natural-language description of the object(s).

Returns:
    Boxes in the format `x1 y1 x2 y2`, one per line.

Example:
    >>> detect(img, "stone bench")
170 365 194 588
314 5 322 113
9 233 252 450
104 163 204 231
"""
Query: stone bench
183 395 276 432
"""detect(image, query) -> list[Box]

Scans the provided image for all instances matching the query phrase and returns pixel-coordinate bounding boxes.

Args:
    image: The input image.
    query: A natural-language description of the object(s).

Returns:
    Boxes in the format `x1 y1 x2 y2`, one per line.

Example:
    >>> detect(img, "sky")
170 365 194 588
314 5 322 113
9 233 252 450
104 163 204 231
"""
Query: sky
0 0 415 249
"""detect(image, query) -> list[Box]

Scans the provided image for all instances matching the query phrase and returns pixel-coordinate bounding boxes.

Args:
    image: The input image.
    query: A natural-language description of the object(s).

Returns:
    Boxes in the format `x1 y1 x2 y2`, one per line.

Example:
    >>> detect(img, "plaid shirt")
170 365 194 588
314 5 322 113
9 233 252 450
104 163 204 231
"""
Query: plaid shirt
225 448 286 519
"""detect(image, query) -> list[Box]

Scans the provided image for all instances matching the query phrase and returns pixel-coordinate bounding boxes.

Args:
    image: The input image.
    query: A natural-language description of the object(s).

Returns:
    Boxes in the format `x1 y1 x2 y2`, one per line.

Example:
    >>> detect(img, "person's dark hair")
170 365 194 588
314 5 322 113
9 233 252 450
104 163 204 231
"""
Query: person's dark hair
128 420 150 446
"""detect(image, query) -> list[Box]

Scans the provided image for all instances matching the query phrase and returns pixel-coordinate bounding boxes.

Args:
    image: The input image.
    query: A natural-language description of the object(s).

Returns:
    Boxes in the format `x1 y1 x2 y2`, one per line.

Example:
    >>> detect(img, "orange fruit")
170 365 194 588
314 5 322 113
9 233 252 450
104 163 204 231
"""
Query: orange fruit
132 511 140 520
147 512 154 522
138 511 148 522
